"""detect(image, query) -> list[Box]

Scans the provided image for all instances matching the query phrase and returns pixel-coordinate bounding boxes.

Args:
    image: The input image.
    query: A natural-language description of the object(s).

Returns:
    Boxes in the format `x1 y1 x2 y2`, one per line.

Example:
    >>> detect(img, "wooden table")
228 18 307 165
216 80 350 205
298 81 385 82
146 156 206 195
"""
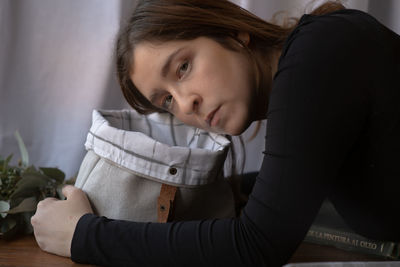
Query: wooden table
0 235 95 267
0 234 383 267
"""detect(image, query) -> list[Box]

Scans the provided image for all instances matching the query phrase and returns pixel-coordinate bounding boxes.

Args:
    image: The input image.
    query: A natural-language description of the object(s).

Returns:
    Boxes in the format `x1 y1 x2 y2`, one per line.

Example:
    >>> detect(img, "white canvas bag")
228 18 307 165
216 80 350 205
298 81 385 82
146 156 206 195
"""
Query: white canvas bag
74 109 235 222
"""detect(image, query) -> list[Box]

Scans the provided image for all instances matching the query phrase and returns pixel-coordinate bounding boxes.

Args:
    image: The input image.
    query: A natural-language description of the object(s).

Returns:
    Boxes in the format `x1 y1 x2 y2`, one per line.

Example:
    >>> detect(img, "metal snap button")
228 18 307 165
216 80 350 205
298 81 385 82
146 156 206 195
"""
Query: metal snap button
169 167 177 175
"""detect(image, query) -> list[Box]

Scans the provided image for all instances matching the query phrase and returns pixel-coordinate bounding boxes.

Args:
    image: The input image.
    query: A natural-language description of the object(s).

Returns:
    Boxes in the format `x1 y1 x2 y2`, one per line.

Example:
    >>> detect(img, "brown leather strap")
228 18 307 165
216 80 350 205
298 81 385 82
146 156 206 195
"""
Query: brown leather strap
157 184 177 223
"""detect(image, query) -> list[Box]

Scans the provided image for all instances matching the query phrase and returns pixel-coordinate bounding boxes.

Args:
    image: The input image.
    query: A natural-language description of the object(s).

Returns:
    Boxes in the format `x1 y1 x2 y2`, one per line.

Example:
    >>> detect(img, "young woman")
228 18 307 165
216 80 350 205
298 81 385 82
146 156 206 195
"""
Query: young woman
31 0 400 266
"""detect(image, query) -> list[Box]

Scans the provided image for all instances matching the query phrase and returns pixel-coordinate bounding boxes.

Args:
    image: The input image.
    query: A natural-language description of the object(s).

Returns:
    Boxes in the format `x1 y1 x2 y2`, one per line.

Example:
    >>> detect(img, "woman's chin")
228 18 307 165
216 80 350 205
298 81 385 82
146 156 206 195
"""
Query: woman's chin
223 121 252 136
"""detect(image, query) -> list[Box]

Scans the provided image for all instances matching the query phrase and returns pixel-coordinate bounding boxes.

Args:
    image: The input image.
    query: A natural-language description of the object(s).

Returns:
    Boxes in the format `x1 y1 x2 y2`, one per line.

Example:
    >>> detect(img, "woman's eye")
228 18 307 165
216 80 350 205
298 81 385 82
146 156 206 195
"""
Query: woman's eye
177 61 189 79
162 95 173 110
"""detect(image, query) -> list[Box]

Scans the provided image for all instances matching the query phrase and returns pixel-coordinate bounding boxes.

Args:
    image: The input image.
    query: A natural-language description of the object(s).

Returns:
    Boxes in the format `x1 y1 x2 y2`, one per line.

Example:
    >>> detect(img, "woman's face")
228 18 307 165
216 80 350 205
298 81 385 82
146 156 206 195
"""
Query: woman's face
130 37 257 135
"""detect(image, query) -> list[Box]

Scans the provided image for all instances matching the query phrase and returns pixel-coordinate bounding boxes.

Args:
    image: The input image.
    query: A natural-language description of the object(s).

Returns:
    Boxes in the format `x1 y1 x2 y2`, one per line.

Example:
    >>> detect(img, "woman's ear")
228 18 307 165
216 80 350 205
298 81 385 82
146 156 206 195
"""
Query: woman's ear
237 32 250 46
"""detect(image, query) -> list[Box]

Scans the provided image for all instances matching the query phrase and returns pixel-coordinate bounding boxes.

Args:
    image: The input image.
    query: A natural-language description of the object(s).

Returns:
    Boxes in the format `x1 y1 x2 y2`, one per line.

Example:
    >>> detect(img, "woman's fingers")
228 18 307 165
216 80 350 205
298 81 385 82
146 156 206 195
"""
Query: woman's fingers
61 184 78 198
36 197 57 206
31 185 93 257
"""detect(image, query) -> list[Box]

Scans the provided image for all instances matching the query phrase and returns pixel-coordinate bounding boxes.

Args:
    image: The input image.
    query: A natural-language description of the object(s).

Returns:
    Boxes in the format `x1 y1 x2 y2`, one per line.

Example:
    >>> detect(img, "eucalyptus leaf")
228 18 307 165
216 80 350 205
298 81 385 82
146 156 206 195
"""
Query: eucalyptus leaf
1 154 12 174
10 172 51 199
40 167 65 183
2 154 13 171
1 217 16 232
0 216 17 238
0 200 10 218
22 211 34 234
14 131 29 167
7 197 37 214
23 165 37 174
56 184 66 200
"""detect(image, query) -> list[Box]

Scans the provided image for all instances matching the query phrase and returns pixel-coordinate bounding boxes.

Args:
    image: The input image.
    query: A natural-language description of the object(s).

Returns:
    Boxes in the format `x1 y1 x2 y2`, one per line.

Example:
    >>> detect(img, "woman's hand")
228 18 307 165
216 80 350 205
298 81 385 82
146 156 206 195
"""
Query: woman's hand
31 185 93 257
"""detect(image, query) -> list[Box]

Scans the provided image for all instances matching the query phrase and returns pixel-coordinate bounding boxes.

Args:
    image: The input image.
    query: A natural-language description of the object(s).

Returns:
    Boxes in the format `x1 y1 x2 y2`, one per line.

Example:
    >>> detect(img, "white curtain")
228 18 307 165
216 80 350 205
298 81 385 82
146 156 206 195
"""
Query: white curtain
1 0 399 179
0 0 131 178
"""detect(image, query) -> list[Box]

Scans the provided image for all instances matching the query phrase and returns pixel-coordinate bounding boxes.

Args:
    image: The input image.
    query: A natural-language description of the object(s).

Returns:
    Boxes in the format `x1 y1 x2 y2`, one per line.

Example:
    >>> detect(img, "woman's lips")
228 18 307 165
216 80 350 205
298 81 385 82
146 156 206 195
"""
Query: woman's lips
205 106 220 127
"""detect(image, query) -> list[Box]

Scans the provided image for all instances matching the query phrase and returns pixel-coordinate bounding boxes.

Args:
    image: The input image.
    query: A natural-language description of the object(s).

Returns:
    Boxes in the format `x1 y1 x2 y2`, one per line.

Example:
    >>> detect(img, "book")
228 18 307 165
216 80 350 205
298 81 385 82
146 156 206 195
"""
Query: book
304 199 400 259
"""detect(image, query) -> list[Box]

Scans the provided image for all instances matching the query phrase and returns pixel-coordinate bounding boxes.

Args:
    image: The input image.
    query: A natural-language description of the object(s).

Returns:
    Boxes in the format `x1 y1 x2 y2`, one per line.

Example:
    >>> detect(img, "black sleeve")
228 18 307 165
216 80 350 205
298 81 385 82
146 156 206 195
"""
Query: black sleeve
71 10 377 267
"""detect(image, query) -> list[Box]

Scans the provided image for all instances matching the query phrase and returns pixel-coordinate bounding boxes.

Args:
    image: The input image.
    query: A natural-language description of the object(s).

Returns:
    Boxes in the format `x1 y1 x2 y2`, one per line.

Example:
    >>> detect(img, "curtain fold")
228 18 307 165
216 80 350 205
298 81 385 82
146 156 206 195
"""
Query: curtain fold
368 0 400 34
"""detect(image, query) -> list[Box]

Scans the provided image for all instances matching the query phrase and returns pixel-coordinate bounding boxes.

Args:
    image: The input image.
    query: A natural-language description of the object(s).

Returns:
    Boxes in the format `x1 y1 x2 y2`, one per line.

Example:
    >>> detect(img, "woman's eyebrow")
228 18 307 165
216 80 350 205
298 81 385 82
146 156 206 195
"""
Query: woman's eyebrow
161 47 185 78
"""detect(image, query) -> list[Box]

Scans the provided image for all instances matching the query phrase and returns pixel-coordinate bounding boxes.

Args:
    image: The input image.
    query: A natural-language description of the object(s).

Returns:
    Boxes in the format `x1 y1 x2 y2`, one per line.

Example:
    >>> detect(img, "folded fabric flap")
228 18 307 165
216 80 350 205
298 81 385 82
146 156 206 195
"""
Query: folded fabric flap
83 109 231 186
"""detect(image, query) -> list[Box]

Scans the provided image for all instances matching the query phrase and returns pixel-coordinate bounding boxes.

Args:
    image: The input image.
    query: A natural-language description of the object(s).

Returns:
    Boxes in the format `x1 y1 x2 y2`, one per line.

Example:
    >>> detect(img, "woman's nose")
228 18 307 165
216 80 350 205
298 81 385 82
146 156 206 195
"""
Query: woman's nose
179 94 201 115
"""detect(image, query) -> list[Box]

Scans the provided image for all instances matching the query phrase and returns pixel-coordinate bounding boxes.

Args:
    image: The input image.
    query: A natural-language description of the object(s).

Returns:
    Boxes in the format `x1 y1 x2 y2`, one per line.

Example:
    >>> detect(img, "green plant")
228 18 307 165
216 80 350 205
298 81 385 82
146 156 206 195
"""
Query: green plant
0 131 69 239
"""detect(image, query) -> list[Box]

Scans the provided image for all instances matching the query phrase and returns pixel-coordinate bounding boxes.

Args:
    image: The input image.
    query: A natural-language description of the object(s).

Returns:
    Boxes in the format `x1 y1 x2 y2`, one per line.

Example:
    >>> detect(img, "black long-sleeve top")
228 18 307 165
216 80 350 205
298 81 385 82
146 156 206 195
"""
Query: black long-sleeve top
71 9 400 267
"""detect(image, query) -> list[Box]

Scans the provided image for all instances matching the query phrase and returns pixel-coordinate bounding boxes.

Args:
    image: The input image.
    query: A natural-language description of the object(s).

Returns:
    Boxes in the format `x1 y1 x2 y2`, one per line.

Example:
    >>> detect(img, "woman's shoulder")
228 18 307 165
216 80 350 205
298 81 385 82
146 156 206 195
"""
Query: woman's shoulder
280 9 399 63
298 9 380 28
299 9 396 38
